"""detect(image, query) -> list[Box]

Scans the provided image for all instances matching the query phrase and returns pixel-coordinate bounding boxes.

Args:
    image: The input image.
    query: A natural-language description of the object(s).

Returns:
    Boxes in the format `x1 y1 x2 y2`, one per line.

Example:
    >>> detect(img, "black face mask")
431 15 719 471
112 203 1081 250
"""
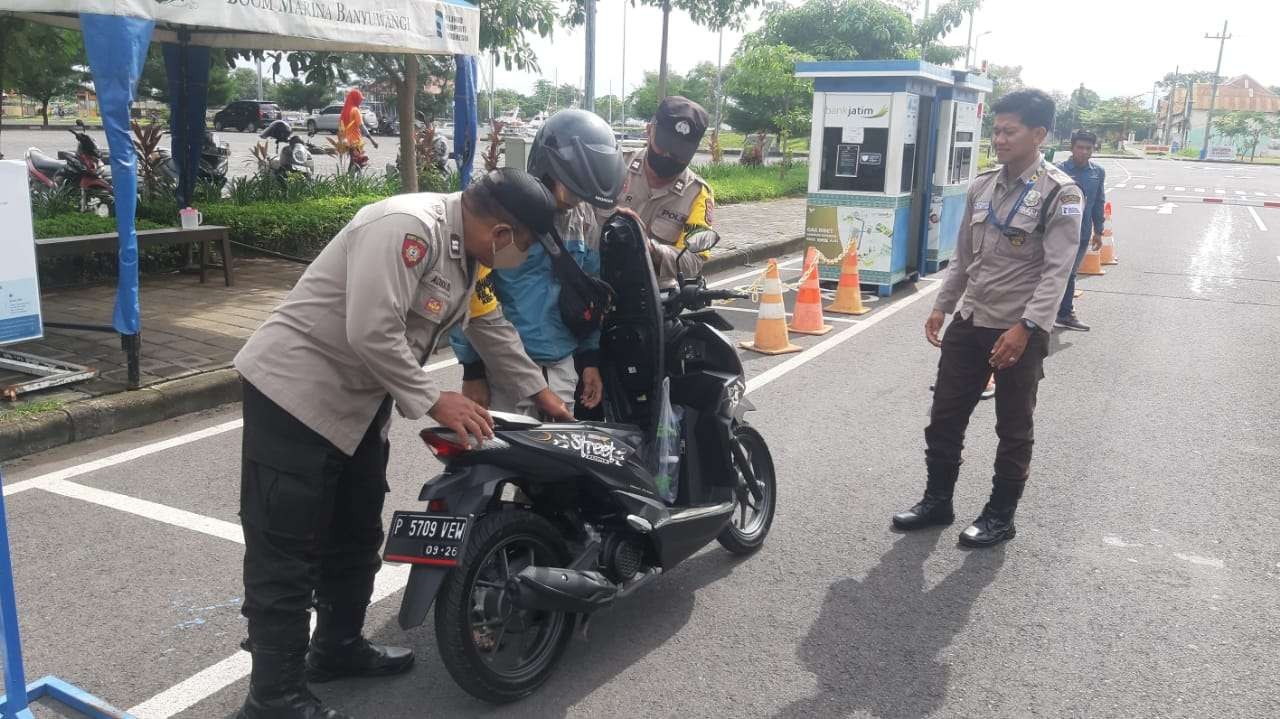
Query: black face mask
645 146 687 179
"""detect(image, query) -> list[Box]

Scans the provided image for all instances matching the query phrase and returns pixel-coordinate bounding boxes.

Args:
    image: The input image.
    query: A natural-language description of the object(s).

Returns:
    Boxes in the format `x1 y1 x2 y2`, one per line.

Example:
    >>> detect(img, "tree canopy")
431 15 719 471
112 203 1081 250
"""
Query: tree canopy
5 21 85 126
723 43 814 137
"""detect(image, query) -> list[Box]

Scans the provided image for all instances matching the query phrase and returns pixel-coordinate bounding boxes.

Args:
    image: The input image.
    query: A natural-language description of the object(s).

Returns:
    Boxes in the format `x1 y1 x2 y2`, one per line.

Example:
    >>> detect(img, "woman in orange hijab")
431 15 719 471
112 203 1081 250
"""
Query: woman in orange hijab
338 88 378 165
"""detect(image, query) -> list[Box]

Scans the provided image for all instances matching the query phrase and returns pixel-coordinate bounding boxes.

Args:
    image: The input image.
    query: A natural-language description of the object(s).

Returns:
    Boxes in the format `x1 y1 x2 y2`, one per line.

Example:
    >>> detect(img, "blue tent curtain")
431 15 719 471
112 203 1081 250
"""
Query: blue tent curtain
80 13 154 336
163 41 212 209
453 54 478 190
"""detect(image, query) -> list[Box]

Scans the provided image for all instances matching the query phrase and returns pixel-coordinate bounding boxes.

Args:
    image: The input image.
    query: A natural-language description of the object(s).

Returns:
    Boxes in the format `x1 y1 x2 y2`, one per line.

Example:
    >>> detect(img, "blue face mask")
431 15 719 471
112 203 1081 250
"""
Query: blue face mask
645 146 687 178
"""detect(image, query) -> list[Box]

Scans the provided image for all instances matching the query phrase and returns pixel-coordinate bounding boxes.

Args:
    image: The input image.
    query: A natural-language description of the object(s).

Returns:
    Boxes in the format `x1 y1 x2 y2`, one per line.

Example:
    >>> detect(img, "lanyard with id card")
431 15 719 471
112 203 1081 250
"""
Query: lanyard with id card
986 163 1044 247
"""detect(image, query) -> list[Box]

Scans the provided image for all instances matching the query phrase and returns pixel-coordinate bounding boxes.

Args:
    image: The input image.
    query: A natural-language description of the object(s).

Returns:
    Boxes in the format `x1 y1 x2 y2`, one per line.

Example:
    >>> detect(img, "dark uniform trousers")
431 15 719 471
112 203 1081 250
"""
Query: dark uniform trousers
925 314 1049 482
239 380 392 651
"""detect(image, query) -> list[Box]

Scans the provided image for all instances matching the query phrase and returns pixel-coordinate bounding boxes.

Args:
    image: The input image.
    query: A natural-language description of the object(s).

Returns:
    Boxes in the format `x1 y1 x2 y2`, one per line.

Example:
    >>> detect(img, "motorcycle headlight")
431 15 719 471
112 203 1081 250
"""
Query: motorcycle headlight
208 133 222 147
290 146 308 165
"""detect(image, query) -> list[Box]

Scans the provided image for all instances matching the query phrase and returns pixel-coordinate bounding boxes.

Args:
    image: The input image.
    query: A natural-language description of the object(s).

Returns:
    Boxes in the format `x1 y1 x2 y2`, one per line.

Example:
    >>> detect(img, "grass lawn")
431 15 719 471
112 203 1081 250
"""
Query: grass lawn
703 131 810 154
695 162 808 205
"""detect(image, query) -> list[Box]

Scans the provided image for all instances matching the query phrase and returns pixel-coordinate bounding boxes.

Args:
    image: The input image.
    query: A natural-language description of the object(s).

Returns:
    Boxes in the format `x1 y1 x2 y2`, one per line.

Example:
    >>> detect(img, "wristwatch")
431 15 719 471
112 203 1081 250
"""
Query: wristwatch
1021 318 1039 332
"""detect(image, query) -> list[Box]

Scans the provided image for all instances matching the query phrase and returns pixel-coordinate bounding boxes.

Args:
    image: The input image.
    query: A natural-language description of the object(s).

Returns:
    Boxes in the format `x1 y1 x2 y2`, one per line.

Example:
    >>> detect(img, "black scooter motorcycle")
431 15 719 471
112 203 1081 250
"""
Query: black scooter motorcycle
384 214 777 703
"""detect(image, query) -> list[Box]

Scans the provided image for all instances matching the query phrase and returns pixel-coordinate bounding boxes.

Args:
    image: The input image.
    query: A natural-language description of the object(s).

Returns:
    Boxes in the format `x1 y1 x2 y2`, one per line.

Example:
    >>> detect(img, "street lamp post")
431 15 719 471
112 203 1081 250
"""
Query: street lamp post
973 31 992 69
1200 20 1231 160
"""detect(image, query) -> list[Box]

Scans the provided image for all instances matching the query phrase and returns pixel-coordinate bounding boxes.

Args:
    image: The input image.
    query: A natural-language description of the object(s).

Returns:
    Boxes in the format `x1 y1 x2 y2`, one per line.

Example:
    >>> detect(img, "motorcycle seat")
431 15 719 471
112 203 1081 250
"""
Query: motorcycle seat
490 411 541 429
27 149 66 174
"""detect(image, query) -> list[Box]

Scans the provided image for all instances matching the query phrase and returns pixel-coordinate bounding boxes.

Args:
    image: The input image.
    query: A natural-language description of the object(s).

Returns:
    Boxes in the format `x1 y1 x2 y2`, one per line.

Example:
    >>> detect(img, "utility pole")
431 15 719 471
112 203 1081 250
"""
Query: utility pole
255 57 264 100
1163 65 1178 145
583 0 596 112
964 10 975 68
657 0 671 100
1200 20 1231 160
713 27 725 136
620 1 627 123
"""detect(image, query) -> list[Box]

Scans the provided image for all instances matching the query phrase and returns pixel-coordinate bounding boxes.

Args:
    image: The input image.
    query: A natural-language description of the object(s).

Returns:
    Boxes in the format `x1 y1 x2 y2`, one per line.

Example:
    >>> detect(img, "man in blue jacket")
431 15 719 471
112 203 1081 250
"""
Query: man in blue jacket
1055 130 1107 331
453 110 625 416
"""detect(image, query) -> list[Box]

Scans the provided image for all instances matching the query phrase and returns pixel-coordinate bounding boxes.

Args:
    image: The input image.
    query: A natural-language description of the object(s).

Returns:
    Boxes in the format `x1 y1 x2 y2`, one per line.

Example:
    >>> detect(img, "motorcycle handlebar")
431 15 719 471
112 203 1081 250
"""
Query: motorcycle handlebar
698 289 749 302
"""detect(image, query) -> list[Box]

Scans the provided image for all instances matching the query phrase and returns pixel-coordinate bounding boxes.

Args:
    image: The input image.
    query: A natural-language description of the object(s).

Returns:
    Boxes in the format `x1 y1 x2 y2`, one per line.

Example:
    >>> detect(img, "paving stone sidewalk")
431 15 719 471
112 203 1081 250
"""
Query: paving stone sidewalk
2 196 806 407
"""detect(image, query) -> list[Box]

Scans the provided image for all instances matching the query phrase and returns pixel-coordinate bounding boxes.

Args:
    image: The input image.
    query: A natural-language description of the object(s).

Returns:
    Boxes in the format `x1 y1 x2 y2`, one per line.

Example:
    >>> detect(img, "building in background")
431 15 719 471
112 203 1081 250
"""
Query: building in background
1156 75 1280 156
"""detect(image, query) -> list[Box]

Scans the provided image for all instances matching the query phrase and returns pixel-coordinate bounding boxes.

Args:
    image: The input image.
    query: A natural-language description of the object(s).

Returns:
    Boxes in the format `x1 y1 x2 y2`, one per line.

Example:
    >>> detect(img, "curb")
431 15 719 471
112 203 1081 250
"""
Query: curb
1 235 805 461
0 368 242 462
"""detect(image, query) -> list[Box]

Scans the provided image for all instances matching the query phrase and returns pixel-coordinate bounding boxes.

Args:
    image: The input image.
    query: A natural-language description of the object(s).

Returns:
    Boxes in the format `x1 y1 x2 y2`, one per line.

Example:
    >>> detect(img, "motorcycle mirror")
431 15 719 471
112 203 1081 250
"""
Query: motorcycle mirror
682 230 721 255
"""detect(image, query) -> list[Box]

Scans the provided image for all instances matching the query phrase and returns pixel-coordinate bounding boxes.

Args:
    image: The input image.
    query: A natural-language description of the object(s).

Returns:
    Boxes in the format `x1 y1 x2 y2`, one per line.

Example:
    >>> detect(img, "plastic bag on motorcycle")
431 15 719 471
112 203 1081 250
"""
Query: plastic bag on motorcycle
650 377 683 503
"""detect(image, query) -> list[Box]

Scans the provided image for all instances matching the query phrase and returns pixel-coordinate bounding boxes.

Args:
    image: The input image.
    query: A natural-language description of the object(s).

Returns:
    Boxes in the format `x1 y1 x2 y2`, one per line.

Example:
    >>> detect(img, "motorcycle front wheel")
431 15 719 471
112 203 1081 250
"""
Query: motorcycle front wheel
717 424 778 555
434 508 575 703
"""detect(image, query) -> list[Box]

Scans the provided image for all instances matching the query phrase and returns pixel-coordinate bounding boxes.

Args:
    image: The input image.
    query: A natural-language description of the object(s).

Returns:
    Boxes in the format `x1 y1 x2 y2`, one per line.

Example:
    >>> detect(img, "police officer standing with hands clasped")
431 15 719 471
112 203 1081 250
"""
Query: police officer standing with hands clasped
232 169 573 719
892 89 1083 548
617 95 718 287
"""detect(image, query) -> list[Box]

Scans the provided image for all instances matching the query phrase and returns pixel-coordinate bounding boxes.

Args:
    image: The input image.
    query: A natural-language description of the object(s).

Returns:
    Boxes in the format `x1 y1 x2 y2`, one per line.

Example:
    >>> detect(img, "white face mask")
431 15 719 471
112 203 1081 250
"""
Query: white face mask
490 233 529 269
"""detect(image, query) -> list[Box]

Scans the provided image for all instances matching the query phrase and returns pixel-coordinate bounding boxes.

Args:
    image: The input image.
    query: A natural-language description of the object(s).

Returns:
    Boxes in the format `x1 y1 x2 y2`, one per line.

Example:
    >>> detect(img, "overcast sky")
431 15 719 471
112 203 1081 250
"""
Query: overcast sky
492 0 1280 106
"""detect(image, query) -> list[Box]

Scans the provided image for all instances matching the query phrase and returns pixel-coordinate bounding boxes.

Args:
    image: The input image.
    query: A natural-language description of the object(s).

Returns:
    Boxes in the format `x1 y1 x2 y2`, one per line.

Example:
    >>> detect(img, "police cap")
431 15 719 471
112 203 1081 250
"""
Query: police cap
480 168 557 234
652 95 709 164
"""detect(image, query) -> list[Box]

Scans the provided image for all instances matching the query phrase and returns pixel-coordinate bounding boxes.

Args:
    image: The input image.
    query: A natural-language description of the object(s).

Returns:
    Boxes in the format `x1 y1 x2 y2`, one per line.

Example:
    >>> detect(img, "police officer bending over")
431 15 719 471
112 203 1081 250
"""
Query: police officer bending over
617 95 718 287
892 89 1083 548
233 169 572 719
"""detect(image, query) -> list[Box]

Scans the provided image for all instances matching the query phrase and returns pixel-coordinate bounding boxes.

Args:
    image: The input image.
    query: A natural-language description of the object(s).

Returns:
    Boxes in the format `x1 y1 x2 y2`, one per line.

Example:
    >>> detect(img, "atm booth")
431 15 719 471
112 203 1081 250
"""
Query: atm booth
795 61 993 295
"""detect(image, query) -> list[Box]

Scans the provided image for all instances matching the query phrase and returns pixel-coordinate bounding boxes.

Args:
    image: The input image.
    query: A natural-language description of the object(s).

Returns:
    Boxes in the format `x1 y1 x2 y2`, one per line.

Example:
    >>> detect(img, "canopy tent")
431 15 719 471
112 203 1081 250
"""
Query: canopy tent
0 0 479 385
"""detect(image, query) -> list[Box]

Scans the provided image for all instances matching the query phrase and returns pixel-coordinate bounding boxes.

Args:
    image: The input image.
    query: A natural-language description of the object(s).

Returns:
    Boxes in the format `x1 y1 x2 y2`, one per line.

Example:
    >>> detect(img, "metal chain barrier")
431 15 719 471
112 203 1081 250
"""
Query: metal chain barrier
724 241 859 304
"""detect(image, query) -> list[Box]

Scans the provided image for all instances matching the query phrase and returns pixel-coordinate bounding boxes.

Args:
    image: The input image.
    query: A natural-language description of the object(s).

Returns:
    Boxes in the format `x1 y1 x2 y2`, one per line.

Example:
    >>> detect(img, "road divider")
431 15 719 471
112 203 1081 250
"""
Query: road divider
1163 194 1280 209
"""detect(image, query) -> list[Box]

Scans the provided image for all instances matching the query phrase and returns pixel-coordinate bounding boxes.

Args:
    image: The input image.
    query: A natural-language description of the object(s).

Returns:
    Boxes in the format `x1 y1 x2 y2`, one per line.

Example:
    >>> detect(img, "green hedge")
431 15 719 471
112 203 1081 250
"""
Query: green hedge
33 214 164 239
199 195 386 258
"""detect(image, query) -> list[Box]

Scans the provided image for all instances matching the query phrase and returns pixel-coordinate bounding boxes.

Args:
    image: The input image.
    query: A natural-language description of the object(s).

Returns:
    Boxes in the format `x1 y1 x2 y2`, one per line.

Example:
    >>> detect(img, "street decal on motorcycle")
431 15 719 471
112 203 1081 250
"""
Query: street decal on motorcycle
546 431 629 466
402 234 429 268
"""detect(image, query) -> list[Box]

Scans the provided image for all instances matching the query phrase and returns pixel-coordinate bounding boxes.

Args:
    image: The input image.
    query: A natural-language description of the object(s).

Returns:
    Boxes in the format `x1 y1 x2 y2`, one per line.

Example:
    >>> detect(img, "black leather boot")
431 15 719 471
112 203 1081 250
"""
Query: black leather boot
892 463 959 530
239 646 353 719
958 478 1024 548
305 603 415 683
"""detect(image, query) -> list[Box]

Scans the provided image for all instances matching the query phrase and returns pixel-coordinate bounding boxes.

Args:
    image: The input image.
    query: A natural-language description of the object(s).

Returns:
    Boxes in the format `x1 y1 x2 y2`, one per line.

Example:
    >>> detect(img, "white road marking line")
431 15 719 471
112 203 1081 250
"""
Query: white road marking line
1134 184 1147 189
40 479 246 544
1175 186 1185 191
3 419 245 497
128 564 410 719
708 257 802 288
1216 188 1226 194
4 363 465 499
714 304 858 324
1155 185 1166 191
747 281 941 394
1235 190 1246 195
1194 188 1205 193
1254 191 1266 196
1113 183 1127 189
1247 207 1267 232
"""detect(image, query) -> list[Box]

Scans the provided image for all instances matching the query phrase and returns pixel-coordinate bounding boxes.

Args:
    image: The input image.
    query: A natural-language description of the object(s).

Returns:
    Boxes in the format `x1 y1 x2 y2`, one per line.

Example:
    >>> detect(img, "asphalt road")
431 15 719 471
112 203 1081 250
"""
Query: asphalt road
3 157 1279 718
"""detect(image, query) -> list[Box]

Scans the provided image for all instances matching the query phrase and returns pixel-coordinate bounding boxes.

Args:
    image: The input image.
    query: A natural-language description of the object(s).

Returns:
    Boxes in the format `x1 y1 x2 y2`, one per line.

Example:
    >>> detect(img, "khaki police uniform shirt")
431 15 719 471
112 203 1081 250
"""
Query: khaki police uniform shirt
234 192 546 455
934 159 1083 331
616 149 715 284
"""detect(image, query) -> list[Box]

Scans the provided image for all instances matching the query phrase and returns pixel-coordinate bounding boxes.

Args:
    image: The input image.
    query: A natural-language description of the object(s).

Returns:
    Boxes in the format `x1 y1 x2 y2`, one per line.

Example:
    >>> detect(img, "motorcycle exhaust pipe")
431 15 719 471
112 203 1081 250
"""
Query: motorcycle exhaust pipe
506 566 618 615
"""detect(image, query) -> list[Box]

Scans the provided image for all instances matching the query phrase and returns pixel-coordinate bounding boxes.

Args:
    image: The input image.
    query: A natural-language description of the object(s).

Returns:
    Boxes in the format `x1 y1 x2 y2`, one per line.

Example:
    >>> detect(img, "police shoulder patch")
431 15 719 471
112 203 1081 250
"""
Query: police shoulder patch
402 233 429 268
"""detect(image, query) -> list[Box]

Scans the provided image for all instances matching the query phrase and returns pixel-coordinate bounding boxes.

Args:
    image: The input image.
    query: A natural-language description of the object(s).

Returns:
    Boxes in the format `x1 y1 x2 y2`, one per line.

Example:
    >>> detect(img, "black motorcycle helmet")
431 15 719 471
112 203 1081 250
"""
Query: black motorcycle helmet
526 109 624 209
259 119 293 143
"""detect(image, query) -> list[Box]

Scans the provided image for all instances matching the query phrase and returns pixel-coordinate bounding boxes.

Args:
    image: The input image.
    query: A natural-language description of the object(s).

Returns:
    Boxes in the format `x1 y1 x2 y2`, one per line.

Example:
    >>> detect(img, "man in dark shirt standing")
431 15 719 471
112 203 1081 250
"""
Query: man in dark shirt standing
1054 130 1107 331
892 89 1083 548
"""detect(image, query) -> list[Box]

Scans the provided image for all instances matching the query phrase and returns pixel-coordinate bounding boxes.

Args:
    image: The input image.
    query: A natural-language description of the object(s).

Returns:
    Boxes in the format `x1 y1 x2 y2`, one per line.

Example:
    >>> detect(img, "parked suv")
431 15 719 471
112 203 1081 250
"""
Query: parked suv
305 104 377 134
212 100 282 132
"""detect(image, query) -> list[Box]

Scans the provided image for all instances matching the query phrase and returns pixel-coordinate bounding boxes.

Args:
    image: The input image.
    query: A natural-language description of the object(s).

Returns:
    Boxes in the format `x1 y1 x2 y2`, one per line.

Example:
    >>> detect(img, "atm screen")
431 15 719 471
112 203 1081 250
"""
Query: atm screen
820 127 888 192
950 147 974 185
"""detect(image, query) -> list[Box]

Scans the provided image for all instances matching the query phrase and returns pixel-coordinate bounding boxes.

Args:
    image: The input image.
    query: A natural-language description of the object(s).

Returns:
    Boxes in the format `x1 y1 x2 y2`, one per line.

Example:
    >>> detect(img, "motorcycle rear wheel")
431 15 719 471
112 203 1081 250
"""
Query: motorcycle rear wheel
434 508 575 703
717 424 777 555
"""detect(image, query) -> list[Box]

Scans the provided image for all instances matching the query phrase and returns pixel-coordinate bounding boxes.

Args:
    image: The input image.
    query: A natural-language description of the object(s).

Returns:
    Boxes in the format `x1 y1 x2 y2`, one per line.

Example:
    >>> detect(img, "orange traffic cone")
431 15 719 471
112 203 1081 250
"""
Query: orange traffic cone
1099 227 1118 265
826 245 871 316
789 248 833 336
1104 201 1112 221
740 259 802 355
1078 247 1105 276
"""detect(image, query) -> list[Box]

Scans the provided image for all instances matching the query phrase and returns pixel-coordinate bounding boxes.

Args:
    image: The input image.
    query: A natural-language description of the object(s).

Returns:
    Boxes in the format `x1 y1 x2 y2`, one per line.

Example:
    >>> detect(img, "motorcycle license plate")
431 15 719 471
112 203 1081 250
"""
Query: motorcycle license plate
383 512 469 566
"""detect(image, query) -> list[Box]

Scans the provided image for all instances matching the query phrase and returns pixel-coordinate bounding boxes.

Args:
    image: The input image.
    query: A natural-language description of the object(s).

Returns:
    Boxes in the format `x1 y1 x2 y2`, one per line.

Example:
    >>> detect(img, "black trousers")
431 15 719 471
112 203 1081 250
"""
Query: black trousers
239 380 392 650
925 314 1049 483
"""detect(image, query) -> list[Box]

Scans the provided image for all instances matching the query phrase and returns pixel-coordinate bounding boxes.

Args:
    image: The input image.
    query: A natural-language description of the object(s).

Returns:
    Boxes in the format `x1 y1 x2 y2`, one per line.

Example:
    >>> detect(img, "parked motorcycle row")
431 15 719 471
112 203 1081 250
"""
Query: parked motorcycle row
23 118 421 214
